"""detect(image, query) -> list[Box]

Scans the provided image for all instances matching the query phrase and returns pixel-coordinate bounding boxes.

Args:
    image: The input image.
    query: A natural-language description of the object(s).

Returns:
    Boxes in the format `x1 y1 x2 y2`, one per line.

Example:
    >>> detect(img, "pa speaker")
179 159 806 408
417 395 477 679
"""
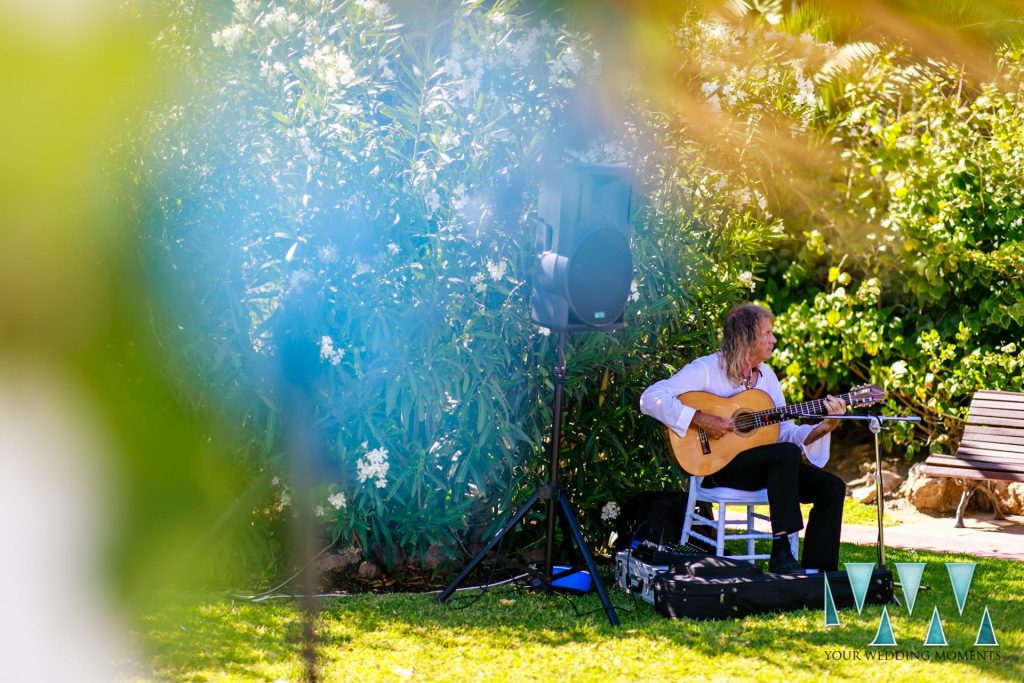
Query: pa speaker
530 164 633 331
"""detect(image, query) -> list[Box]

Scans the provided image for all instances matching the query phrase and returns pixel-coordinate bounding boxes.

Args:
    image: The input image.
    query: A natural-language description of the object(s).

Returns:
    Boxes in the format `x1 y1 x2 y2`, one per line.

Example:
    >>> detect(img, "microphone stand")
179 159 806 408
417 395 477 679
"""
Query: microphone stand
793 413 921 568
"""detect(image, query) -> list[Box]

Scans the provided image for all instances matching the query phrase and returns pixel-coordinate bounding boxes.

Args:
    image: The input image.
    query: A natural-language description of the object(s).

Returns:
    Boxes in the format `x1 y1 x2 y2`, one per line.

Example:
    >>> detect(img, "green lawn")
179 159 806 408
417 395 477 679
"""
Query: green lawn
134 544 1023 682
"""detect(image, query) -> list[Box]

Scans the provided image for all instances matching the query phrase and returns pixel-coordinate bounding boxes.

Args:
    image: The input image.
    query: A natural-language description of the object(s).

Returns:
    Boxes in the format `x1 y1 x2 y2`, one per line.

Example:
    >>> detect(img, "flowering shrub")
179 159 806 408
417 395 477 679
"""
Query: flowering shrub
139 0 785 570
618 4 1024 460
761 43 1024 456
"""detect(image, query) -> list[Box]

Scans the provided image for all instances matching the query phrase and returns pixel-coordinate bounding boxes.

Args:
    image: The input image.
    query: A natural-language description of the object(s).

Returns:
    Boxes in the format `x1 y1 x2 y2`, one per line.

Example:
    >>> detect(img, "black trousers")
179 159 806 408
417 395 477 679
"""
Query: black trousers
703 442 845 571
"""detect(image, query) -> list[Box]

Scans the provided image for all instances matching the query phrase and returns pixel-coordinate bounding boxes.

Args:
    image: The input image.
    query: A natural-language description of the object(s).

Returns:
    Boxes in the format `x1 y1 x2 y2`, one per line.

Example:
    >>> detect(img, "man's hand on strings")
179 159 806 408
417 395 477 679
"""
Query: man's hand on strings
691 410 734 440
822 394 847 431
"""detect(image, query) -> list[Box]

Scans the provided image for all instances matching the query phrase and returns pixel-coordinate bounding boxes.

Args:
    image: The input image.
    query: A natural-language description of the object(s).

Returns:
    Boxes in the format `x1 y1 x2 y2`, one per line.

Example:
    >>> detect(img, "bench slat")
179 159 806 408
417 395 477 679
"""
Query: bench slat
966 406 1024 421
925 450 1024 466
959 441 1024 457
970 399 1024 411
923 456 1024 473
922 464 1024 483
962 428 1024 444
965 414 1024 428
961 436 1024 451
973 390 1024 403
951 449 1024 465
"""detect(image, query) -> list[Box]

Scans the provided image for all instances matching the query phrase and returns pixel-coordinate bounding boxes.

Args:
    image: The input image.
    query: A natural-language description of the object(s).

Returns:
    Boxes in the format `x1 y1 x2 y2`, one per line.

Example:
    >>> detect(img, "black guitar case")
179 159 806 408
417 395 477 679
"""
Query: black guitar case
652 557 893 620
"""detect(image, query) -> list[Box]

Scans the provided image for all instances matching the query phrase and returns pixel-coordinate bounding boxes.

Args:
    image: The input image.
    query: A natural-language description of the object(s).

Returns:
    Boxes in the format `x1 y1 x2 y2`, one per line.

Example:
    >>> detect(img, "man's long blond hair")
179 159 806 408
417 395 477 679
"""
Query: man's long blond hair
719 303 774 386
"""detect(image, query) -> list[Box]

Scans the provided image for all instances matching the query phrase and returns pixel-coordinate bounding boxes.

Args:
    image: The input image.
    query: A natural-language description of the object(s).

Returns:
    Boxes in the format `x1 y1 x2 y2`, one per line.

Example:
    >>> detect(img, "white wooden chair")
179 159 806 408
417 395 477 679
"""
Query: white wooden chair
681 475 798 562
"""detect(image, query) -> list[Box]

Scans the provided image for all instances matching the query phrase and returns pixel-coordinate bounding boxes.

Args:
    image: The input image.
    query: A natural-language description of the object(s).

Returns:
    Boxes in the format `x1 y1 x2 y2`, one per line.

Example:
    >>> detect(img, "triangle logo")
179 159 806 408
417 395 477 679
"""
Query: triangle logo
946 562 976 615
845 562 876 614
869 606 897 646
924 606 948 646
975 606 999 647
895 562 926 617
824 573 840 628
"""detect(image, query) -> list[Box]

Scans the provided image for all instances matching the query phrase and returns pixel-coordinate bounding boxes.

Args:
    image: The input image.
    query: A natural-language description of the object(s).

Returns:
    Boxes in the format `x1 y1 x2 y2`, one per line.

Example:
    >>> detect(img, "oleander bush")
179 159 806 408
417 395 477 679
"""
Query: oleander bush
139 0 775 576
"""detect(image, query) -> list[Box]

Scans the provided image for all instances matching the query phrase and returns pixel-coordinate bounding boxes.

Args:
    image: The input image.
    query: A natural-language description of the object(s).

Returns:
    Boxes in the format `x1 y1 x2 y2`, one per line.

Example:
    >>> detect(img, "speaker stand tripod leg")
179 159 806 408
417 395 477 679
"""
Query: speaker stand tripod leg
556 490 620 626
435 491 541 604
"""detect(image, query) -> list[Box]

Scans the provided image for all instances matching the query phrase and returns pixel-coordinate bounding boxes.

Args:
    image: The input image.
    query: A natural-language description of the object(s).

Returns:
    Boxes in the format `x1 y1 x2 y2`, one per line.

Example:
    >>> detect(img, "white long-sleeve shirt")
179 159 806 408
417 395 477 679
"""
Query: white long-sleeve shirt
639 352 831 468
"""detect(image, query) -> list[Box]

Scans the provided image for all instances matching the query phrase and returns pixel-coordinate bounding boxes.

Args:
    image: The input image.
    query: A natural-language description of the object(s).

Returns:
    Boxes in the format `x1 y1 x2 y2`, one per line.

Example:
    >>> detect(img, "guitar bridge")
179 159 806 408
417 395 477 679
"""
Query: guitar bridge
697 427 711 455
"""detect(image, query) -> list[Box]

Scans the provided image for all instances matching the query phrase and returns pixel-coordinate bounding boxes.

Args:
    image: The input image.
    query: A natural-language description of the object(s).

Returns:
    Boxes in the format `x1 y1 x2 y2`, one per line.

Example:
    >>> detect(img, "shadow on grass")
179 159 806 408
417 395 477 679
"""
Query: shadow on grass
137 596 310 682
138 544 1024 681
321 544 1024 678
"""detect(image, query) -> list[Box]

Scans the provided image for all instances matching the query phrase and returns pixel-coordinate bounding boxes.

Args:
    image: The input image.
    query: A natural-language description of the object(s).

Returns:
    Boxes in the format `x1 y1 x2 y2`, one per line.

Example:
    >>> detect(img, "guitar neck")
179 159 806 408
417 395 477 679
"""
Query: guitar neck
752 391 856 426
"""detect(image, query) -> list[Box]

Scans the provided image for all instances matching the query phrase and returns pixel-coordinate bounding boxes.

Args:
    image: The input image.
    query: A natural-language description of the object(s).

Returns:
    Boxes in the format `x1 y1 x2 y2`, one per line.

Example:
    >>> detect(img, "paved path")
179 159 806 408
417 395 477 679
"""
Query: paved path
841 513 1024 561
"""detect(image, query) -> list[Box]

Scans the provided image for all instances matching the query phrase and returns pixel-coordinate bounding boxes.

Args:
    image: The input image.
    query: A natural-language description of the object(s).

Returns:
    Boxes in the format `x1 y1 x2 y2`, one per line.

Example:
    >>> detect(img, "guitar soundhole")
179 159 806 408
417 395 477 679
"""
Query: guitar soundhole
732 408 756 436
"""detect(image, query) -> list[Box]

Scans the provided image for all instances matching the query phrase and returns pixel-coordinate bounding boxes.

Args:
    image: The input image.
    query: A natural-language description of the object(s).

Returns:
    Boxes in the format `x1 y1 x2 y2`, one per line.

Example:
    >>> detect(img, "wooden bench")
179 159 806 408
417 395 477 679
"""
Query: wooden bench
922 390 1024 527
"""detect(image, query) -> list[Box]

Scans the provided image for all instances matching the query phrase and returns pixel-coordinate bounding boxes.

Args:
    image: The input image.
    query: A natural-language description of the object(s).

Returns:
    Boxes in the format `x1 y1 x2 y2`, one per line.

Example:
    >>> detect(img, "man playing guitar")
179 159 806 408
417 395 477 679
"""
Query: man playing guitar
640 303 847 573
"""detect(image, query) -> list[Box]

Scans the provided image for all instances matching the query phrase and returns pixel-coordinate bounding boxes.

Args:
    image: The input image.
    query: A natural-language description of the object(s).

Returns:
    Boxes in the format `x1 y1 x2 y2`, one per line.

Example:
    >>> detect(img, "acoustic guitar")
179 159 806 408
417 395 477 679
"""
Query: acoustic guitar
668 384 885 476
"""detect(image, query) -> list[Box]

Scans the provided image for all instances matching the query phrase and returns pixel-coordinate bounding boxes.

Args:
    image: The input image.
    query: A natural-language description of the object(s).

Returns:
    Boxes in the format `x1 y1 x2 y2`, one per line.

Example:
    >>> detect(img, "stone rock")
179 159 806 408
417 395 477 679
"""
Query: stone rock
990 482 1024 515
357 561 383 580
422 543 448 571
881 470 905 494
317 546 362 574
373 543 407 568
852 486 877 505
848 466 904 490
901 462 962 513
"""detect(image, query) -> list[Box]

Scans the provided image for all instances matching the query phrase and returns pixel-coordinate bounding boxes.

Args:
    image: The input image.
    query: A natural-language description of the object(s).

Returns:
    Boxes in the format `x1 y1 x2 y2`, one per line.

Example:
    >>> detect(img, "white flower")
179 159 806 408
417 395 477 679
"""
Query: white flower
738 271 755 291
356 0 391 20
470 272 486 293
425 189 441 214
260 6 300 33
601 501 620 522
318 245 339 264
485 259 508 281
706 94 722 113
538 326 551 336
328 491 348 509
319 336 345 365
792 73 818 111
212 24 244 52
387 242 400 255
315 505 326 518
550 46 582 83
439 130 460 150
300 44 356 89
356 446 390 489
628 280 640 302
452 185 470 213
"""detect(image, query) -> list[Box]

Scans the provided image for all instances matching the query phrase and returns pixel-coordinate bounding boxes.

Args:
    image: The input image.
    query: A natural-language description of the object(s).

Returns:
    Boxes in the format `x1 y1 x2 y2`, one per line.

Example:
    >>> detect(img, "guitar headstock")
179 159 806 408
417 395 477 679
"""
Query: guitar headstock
847 384 885 407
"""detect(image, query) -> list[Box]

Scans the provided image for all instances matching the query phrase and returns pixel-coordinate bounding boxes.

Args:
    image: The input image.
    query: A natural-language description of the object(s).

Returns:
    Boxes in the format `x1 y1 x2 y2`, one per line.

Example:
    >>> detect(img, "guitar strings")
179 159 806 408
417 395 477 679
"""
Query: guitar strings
730 394 854 431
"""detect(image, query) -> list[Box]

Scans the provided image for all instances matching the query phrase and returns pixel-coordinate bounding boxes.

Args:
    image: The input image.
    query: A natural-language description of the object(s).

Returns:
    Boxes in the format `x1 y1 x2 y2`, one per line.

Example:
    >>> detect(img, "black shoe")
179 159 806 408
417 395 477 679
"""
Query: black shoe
768 537 803 574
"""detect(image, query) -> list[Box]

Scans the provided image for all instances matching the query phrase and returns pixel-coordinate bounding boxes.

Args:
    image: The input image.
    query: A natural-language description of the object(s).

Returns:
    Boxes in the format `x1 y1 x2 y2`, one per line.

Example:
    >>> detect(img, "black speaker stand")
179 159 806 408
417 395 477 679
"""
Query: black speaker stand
435 330 620 626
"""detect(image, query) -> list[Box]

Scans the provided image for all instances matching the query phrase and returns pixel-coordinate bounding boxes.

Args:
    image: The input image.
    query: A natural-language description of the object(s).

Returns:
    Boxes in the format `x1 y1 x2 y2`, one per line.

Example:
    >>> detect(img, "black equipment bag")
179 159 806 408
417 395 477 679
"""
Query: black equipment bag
653 565 893 620
613 490 715 553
